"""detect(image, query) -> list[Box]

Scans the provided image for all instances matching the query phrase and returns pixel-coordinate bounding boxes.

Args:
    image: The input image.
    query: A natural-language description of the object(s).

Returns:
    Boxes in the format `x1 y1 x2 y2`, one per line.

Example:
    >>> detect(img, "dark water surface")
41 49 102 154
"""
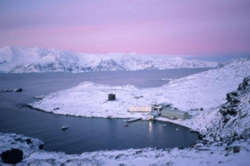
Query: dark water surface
0 69 206 154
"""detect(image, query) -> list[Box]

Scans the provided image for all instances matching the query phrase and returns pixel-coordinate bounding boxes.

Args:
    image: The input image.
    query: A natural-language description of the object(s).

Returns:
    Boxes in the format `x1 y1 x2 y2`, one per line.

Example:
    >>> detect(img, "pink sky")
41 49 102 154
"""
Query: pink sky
0 0 250 54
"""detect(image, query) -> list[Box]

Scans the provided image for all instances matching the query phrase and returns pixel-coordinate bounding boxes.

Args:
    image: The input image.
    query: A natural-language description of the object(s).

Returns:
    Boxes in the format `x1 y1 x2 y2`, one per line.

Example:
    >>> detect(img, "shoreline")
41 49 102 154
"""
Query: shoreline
24 103 199 133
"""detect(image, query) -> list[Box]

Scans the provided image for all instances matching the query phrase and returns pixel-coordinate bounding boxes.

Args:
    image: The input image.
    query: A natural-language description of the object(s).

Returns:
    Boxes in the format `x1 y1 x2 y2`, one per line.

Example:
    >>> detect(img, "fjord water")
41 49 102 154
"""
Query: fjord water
0 69 207 154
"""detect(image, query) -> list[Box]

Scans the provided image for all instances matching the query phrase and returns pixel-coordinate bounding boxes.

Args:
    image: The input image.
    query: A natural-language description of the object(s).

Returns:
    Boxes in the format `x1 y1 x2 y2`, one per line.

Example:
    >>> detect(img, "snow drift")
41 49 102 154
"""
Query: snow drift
0 46 217 73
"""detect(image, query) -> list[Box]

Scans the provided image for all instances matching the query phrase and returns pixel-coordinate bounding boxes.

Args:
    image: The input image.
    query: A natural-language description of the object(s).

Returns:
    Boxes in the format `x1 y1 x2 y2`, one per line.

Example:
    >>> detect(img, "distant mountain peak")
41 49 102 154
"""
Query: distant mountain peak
0 46 218 73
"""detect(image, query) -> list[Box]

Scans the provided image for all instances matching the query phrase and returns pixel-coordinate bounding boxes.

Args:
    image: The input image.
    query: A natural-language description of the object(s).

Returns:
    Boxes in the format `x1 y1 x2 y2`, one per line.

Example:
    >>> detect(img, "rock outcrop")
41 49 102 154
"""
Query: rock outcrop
206 76 250 144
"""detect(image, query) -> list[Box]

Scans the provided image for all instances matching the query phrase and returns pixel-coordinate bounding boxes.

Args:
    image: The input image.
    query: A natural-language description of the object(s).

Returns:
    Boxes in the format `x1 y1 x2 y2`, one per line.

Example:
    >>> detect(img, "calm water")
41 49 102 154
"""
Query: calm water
0 69 207 154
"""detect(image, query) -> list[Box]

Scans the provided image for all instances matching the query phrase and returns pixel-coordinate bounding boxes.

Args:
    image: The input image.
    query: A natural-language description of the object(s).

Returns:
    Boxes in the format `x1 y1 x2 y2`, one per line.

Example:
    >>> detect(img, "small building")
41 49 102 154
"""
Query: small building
128 106 151 112
108 93 116 101
128 103 190 120
159 104 190 120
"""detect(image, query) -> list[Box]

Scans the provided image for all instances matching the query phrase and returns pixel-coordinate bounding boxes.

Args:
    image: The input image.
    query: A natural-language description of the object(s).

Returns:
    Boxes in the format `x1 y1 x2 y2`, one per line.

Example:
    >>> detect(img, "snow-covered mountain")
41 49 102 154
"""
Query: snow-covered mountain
0 46 218 73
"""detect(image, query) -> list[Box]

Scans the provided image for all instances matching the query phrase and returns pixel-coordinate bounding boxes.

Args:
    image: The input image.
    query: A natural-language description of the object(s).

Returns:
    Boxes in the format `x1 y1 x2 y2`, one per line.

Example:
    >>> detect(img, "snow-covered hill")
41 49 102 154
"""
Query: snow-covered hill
1 60 250 166
2 78 250 165
31 58 250 119
0 46 217 73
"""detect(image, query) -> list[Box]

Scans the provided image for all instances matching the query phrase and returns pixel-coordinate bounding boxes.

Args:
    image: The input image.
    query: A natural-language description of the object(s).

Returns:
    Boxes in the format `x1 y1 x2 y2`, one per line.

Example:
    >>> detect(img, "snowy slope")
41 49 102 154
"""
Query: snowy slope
1 132 250 166
158 76 250 137
2 77 250 165
2 62 250 166
157 58 250 110
2 81 250 165
0 46 217 73
206 76 250 142
32 58 250 120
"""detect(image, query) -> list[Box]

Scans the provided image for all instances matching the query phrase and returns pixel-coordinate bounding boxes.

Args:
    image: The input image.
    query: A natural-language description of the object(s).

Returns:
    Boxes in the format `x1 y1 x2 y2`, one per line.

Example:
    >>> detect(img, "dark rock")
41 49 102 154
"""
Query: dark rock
108 93 116 101
178 146 184 150
225 146 230 151
233 146 240 153
39 144 44 150
53 107 60 111
135 150 143 154
227 108 237 116
15 88 23 92
119 164 126 166
219 108 227 116
239 135 244 140
202 140 209 145
223 117 229 123
230 91 238 97
61 126 69 131
231 98 240 104
25 138 32 144
219 106 238 117
226 93 232 102
198 134 204 140
1 148 23 164
237 77 250 90
115 154 123 159
226 93 240 103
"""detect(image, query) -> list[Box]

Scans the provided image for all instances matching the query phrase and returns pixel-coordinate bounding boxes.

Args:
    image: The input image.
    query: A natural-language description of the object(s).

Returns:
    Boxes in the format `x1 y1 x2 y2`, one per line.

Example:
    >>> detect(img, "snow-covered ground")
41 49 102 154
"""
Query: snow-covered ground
1 132 250 166
0 46 218 73
1 75 249 165
1 59 250 165
32 59 250 133
0 132 43 159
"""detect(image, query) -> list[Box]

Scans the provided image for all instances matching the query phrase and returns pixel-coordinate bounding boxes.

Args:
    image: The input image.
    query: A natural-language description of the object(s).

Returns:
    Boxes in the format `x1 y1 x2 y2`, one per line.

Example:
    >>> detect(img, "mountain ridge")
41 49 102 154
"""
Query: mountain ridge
0 46 218 73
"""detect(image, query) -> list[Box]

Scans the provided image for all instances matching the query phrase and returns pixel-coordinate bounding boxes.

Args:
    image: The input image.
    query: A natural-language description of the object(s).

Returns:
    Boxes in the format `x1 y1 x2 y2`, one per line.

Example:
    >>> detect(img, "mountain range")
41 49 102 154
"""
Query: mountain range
0 46 218 73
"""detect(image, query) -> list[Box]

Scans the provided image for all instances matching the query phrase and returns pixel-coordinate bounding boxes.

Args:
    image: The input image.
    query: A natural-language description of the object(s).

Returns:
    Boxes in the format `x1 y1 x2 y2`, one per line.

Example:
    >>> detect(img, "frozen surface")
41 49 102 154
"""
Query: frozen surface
0 46 217 73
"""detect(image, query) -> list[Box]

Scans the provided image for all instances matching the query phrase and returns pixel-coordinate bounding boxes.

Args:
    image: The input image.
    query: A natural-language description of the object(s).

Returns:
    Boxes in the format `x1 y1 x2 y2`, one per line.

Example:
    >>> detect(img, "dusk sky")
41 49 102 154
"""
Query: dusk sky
0 0 250 55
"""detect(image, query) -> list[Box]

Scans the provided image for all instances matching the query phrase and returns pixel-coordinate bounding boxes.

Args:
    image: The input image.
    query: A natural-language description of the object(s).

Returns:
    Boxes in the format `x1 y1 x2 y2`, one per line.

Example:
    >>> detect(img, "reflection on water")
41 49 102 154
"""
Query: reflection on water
149 121 153 135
